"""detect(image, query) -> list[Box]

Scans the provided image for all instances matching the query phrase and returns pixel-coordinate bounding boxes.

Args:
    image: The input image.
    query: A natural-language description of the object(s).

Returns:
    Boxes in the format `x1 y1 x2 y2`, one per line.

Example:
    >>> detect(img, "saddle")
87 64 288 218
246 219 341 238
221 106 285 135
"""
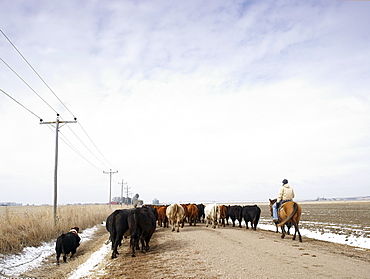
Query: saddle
278 200 291 213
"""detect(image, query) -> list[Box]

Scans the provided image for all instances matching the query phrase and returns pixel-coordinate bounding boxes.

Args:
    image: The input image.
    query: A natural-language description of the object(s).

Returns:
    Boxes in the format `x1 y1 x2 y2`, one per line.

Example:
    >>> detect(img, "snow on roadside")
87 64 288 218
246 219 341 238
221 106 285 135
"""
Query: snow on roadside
0 226 99 277
257 222 370 250
68 242 110 279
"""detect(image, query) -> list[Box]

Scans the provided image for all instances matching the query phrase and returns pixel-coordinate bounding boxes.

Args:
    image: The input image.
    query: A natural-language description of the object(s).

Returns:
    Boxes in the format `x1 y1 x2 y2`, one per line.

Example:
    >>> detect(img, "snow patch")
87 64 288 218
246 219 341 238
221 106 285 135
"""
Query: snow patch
68 243 110 279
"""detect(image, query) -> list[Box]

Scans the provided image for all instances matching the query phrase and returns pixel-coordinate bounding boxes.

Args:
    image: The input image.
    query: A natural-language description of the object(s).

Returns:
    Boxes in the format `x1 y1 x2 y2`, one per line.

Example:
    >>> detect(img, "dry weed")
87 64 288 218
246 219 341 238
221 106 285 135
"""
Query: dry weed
0 204 120 254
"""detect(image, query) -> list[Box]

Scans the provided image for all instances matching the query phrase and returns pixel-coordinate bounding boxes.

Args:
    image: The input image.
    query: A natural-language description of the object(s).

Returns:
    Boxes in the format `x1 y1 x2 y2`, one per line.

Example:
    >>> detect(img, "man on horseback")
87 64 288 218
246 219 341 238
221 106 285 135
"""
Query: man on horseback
272 179 295 224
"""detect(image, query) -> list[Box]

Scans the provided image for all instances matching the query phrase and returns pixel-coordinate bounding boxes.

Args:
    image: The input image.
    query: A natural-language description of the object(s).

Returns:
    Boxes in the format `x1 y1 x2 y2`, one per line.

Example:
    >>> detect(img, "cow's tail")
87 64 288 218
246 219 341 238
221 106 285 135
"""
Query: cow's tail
174 203 179 216
277 203 298 227
130 209 140 238
59 234 66 254
110 211 119 246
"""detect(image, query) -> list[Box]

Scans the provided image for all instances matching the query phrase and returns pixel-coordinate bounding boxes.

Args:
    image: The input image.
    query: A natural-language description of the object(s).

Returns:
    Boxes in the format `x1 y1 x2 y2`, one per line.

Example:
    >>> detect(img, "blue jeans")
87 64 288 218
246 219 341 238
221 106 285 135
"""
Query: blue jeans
273 200 291 220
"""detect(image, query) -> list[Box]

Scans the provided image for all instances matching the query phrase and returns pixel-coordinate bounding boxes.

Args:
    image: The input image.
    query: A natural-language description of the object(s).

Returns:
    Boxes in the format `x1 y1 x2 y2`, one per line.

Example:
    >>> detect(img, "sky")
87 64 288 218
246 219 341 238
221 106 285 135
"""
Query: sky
0 0 369 205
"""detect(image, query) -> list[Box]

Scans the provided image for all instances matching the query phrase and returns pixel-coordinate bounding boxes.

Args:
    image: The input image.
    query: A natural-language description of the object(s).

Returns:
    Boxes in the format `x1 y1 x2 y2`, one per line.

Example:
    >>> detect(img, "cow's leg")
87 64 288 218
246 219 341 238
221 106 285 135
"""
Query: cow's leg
63 254 67 263
144 236 151 251
253 220 257 230
140 237 145 252
70 249 76 258
130 237 136 257
172 221 175 232
56 253 61 265
111 234 121 258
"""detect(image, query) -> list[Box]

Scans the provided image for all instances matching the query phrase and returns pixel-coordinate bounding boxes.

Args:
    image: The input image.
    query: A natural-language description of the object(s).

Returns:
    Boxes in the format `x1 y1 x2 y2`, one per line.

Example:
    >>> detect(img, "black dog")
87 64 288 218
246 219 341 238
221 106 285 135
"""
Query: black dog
56 227 81 265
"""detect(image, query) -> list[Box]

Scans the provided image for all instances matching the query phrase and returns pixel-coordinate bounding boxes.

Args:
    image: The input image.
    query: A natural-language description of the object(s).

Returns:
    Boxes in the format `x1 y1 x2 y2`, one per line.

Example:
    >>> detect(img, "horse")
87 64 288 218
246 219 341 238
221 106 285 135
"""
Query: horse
269 199 302 242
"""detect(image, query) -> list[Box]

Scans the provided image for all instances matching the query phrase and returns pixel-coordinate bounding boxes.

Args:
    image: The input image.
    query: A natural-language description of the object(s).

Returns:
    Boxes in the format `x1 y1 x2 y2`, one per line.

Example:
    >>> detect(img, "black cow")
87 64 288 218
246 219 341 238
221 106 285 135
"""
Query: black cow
227 205 243 228
143 204 159 220
242 205 261 230
106 209 132 259
128 207 156 257
196 203 205 223
55 227 81 265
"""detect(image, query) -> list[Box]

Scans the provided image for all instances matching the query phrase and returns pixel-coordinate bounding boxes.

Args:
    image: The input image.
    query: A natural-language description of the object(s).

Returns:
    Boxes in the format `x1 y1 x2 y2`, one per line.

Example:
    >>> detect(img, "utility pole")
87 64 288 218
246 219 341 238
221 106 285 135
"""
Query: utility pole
40 114 77 225
103 169 118 207
124 182 131 207
118 179 124 205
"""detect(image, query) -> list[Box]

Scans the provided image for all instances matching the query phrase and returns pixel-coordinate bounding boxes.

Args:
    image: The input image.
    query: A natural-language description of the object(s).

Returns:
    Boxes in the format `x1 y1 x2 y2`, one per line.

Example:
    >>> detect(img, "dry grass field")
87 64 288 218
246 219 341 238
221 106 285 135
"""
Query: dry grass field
0 204 121 254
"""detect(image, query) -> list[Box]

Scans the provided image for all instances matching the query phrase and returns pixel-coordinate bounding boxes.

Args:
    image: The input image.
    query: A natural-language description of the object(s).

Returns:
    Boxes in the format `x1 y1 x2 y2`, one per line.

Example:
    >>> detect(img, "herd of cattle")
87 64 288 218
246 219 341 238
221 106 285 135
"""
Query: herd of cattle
105 203 261 259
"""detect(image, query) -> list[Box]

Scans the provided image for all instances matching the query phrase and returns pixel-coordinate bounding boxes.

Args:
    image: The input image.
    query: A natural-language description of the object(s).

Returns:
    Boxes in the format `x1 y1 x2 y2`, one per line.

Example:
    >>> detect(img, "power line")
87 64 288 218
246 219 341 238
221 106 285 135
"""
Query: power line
1 58 59 115
58 130 103 172
1 30 123 189
0 88 42 121
77 122 118 170
0 29 76 119
2 58 114 171
66 125 111 170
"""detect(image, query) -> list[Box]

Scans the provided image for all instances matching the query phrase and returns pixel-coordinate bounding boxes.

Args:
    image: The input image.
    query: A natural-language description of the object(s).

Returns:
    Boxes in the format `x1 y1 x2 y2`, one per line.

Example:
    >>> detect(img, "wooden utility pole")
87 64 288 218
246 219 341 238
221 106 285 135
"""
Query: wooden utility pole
103 169 118 207
118 179 124 205
124 182 131 207
40 114 77 225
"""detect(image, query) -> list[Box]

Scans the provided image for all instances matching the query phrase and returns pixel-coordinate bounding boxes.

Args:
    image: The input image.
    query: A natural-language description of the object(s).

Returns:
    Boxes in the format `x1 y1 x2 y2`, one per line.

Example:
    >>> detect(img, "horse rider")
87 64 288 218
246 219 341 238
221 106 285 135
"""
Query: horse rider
272 179 295 224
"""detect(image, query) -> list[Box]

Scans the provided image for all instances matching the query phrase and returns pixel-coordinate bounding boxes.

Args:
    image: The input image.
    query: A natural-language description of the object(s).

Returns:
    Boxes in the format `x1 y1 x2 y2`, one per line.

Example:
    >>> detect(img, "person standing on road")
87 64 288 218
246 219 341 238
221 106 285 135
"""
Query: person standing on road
272 179 295 224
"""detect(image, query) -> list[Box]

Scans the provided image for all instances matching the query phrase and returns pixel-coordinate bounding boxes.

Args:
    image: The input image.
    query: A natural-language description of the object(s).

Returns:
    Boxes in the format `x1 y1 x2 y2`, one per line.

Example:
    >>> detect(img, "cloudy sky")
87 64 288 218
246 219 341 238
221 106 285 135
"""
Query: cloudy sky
1 0 369 205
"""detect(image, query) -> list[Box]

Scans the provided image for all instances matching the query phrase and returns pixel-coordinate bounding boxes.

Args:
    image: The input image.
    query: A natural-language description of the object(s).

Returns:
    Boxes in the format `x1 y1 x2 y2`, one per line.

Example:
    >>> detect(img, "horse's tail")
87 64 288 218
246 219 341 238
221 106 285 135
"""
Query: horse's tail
277 202 298 227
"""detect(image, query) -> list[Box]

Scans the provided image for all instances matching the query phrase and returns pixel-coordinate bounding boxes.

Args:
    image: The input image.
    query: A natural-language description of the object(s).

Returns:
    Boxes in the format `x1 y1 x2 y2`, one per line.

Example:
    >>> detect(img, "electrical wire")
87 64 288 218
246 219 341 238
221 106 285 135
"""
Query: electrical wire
0 29 76 119
58 129 103 171
77 122 119 170
66 125 111 170
0 88 42 121
1 30 122 180
1 58 58 115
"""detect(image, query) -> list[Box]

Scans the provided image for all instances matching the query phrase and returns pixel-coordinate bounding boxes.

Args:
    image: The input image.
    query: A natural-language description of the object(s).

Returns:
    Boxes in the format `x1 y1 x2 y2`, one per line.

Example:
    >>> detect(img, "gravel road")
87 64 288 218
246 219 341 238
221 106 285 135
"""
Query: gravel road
98 224 369 278
21 222 370 278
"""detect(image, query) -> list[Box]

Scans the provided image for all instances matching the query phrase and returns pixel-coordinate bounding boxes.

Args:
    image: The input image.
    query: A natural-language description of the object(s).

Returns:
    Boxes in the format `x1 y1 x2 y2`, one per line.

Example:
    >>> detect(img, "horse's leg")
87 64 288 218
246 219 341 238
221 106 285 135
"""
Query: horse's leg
297 226 302 242
281 225 286 239
292 223 297 240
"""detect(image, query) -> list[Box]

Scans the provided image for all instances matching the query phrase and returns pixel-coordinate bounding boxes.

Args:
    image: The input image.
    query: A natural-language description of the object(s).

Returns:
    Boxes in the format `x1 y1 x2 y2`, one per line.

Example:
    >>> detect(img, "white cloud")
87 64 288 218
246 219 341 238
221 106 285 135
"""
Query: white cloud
1 0 369 205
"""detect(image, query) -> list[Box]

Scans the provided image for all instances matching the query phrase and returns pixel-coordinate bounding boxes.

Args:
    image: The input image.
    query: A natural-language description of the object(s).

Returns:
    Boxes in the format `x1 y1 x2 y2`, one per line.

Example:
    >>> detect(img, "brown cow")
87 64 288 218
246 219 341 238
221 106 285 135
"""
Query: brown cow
156 206 168 228
219 205 227 227
187 204 199 226
180 204 189 228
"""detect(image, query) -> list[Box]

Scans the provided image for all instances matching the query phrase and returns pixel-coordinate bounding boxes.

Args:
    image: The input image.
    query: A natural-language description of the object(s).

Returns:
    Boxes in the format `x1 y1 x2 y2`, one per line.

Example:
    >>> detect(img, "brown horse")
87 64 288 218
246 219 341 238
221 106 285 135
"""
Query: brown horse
269 199 302 242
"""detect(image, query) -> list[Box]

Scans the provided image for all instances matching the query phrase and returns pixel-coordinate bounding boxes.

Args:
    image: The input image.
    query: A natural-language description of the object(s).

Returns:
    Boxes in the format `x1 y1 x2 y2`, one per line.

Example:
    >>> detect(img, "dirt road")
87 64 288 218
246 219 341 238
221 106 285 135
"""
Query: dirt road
22 224 370 278
100 224 369 278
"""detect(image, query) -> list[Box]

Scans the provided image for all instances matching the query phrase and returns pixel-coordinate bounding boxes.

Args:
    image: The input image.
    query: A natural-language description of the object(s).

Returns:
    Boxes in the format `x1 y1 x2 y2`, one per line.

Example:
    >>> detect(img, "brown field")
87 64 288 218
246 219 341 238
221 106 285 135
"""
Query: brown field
257 200 370 238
